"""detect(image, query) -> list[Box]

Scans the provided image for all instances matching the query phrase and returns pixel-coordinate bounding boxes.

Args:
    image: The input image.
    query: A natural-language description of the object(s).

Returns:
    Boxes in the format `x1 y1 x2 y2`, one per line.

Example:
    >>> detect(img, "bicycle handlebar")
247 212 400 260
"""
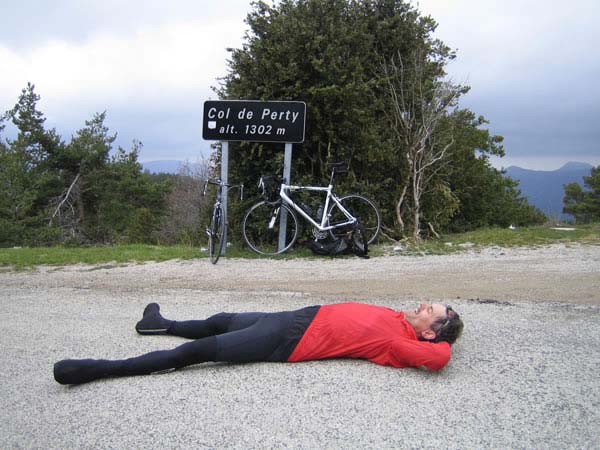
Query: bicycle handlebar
203 179 244 200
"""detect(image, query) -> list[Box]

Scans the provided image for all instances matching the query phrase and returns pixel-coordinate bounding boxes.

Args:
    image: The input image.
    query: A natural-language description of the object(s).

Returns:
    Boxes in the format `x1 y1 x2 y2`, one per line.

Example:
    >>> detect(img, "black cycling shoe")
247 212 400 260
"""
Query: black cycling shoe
135 303 172 335
54 359 107 385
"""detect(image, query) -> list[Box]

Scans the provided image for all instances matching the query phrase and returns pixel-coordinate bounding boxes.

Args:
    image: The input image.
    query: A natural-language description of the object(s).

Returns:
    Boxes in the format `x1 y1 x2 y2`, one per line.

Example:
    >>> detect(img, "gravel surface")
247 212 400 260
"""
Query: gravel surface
1 243 599 449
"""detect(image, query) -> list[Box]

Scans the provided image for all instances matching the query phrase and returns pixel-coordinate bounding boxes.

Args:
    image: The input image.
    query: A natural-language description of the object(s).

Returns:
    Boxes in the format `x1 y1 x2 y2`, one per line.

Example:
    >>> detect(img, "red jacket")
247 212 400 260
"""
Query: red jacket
288 302 451 371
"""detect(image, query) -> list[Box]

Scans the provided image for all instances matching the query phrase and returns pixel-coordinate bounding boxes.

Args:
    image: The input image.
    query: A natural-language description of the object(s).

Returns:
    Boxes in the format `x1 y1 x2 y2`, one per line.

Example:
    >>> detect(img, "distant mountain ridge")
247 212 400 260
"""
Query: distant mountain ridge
142 160 204 174
505 161 594 220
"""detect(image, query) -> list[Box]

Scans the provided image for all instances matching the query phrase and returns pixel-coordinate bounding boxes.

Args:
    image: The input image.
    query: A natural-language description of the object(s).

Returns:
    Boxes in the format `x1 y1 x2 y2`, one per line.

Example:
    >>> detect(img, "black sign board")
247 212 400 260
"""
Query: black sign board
203 100 306 143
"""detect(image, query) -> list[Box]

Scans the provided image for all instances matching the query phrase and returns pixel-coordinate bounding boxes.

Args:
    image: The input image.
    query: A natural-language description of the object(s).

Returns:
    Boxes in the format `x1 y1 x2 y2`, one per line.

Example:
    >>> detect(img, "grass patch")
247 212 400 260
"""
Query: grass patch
0 244 202 269
387 223 600 255
1 223 598 268
0 242 313 269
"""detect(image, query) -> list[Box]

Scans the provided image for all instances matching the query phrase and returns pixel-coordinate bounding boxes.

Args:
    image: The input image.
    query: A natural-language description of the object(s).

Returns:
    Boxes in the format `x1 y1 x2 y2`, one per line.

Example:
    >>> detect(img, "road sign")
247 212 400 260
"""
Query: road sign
203 100 306 143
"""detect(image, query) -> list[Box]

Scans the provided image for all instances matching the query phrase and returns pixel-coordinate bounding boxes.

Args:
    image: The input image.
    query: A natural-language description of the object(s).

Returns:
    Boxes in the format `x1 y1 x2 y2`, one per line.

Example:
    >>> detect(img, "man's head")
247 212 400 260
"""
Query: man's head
404 303 463 344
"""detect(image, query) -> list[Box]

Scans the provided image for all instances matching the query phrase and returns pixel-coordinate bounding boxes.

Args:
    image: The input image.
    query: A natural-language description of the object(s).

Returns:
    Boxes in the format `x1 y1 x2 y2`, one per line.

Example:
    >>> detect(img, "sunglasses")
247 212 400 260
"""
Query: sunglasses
436 305 453 333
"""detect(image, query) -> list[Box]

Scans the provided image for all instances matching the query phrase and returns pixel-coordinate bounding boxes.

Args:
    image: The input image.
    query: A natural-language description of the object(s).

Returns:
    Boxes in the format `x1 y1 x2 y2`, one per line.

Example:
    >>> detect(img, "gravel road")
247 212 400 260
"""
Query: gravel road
1 243 599 449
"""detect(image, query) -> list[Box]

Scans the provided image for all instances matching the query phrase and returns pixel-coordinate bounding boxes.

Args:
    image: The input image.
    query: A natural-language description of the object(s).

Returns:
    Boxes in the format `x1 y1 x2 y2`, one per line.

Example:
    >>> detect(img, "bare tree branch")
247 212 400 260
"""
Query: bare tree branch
49 173 80 226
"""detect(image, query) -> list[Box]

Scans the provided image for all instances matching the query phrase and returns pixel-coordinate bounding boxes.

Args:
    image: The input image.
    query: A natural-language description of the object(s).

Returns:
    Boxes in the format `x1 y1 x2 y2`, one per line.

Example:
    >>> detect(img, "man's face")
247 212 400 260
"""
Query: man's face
404 303 448 341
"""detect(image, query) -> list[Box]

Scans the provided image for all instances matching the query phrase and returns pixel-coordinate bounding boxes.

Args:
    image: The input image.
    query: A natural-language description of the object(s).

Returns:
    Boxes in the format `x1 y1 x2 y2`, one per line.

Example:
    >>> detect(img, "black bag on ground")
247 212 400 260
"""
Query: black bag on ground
307 223 368 258
307 236 350 256
350 223 368 257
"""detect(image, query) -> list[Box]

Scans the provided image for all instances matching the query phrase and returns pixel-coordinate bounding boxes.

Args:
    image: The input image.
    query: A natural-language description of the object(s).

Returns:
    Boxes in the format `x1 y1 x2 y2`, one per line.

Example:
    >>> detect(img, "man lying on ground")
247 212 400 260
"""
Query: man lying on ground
54 301 464 385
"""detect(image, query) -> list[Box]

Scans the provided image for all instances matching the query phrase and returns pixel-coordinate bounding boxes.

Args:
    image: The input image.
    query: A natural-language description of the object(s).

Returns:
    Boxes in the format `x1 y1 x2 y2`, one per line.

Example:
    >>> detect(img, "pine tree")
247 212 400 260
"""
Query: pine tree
563 166 600 223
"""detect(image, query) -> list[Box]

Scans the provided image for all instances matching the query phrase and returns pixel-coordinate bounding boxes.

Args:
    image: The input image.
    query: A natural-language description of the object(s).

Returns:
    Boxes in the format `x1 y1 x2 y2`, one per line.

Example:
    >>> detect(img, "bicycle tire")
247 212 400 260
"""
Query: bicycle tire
327 194 381 244
242 201 299 255
208 204 225 264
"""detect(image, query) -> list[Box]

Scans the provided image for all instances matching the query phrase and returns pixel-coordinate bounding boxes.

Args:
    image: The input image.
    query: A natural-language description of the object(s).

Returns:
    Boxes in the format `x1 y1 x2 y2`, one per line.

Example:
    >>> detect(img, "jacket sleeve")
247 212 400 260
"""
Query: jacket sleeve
385 339 451 371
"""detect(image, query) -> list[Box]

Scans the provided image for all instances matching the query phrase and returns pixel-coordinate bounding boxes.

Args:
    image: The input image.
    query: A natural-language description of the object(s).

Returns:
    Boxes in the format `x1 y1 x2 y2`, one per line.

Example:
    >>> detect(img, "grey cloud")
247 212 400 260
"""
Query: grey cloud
1 0 250 49
462 92 600 158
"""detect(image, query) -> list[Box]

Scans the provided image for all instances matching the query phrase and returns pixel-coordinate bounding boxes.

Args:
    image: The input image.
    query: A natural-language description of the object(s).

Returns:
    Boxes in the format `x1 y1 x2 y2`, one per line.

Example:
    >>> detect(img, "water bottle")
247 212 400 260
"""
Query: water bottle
317 205 324 221
300 202 312 216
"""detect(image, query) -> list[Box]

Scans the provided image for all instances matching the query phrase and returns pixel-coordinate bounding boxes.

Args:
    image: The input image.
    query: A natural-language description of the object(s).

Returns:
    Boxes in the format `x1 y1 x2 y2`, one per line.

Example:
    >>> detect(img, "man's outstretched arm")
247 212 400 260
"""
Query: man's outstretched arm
383 338 452 371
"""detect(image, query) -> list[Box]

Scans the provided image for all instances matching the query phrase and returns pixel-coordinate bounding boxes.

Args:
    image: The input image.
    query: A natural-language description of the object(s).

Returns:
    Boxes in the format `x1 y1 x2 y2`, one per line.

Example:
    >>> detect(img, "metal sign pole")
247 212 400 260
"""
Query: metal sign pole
220 142 229 255
283 142 292 184
278 143 293 252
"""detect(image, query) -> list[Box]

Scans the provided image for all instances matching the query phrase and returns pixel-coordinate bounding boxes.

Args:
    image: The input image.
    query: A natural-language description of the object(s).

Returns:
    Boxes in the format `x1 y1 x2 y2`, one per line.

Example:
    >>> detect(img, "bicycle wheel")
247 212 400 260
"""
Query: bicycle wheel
208 204 225 264
243 201 299 255
327 194 381 244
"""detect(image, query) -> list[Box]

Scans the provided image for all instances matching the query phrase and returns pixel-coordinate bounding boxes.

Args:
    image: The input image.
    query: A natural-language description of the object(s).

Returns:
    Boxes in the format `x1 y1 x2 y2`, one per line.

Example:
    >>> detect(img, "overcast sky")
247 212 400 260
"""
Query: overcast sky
1 0 598 170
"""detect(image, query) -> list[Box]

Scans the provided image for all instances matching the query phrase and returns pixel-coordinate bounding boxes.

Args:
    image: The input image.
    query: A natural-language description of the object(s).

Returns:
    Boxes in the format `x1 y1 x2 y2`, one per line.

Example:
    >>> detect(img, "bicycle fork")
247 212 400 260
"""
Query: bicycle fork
268 206 280 229
206 203 222 237
267 205 289 252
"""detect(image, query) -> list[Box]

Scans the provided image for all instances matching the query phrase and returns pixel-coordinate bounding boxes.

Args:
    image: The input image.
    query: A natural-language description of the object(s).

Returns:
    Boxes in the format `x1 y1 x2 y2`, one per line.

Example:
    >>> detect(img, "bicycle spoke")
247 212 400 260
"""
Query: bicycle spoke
328 195 381 244
243 201 299 255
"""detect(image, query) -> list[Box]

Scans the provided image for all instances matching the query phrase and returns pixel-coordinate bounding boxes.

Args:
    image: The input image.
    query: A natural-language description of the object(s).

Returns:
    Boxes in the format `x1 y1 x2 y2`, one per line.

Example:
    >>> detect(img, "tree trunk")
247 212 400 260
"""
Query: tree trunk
395 184 407 234
412 192 420 241
412 155 421 241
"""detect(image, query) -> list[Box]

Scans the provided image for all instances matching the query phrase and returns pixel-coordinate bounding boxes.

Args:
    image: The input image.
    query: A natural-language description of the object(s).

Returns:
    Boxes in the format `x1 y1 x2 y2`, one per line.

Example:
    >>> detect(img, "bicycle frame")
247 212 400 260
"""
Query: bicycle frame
279 182 356 231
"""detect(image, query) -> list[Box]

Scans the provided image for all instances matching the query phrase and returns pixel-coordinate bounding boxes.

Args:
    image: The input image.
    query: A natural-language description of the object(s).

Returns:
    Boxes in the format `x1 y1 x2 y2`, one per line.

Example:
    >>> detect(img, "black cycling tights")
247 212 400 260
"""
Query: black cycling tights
55 306 319 384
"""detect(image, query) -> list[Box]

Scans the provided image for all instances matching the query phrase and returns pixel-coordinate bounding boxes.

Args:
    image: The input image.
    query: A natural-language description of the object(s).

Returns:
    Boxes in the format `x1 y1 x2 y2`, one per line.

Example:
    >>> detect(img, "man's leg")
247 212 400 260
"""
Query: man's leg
169 312 269 339
135 303 268 339
54 336 218 385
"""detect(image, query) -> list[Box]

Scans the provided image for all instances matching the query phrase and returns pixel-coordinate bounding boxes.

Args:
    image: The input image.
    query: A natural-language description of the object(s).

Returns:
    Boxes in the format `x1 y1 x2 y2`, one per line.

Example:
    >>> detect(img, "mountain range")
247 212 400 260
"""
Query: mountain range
142 160 200 174
504 161 593 220
142 160 595 221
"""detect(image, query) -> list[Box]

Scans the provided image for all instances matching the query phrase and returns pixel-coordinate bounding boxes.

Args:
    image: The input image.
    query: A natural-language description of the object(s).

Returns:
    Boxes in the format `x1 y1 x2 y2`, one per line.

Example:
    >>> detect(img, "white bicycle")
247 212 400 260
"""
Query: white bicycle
242 162 381 255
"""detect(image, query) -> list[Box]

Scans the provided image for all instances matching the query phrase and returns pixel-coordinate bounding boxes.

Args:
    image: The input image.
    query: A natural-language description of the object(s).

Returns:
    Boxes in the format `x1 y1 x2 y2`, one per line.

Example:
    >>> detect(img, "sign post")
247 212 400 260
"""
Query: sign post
279 142 293 250
220 141 229 249
202 100 306 254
